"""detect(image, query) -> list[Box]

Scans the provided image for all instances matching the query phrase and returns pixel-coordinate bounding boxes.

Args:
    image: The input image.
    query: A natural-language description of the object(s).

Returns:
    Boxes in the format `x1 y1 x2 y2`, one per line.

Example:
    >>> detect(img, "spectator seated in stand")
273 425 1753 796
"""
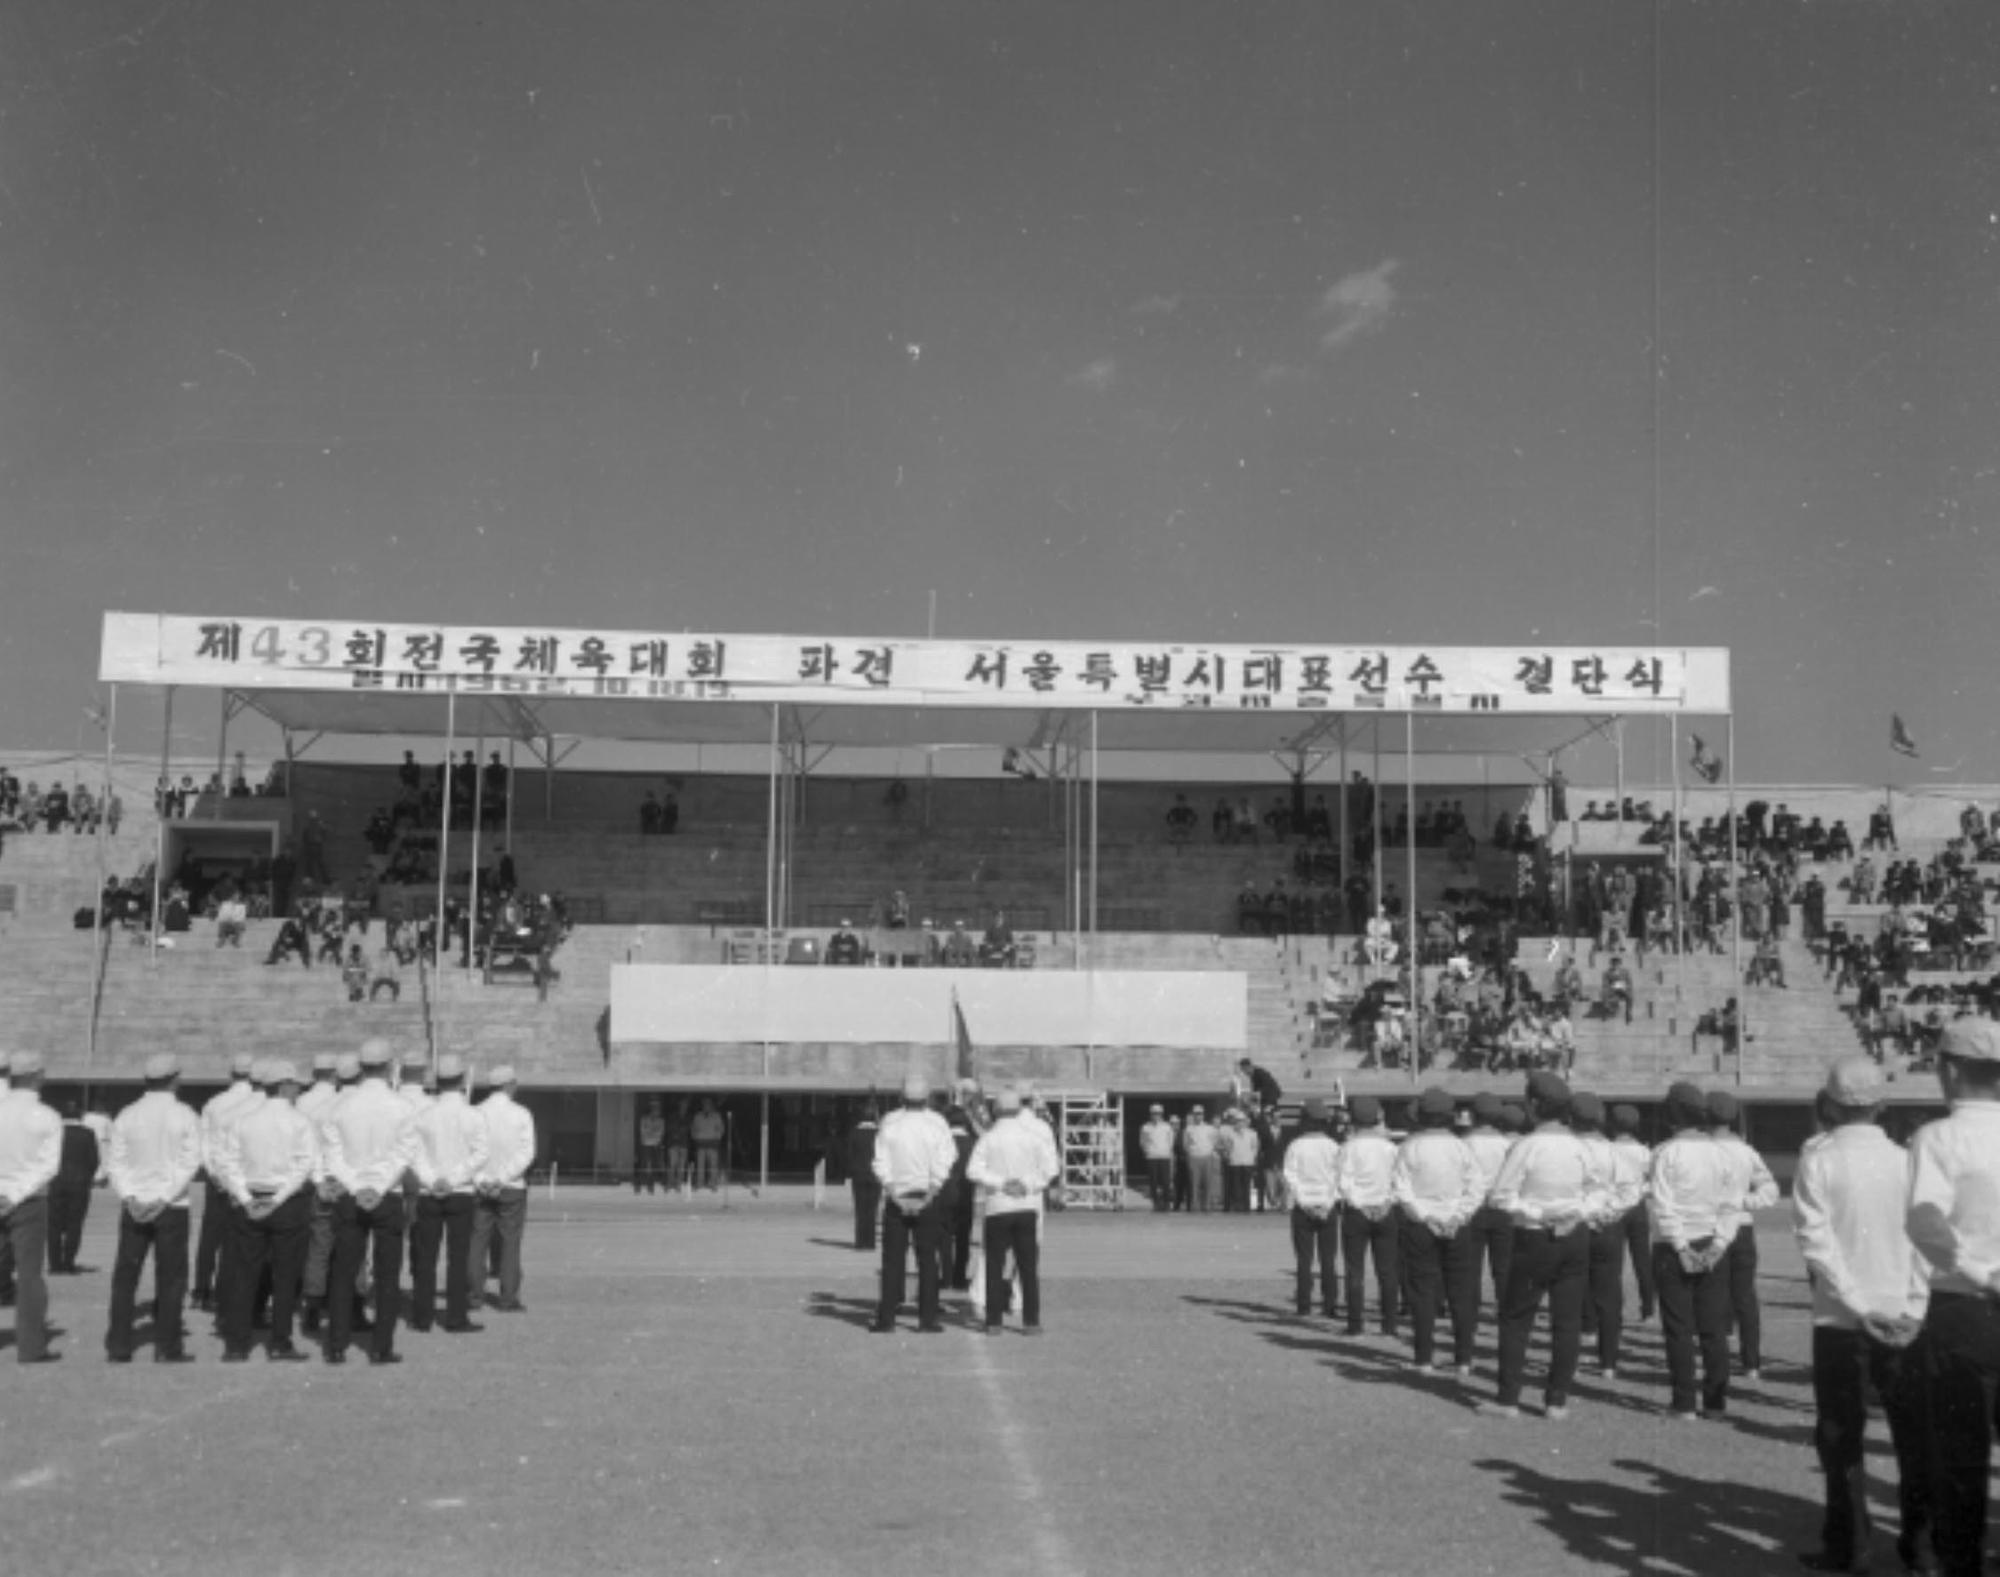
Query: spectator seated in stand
1865 803 1898 852
939 920 977 968
1362 906 1398 968
978 910 1016 969
41 782 70 833
1747 931 1787 988
264 915 311 967
369 941 402 1001
342 944 369 1002
1304 795 1333 844
1598 955 1635 1023
69 786 99 835
825 920 864 966
161 885 191 935
1237 881 1267 937
639 792 663 835
215 894 247 948
363 809 396 865
1165 793 1198 846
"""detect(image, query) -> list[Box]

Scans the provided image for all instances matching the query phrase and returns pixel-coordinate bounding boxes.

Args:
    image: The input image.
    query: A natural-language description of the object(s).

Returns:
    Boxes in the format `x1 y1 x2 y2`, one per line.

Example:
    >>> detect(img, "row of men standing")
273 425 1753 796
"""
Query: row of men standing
0 1040 536 1365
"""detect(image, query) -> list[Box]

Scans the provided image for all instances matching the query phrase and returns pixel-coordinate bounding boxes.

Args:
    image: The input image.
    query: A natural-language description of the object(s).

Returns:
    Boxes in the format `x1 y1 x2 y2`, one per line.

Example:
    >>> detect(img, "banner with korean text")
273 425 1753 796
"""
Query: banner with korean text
99 612 1730 715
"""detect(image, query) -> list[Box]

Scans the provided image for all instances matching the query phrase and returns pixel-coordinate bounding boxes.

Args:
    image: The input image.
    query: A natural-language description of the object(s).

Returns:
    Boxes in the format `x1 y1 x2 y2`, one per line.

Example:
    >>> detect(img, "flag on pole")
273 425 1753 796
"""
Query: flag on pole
1688 734 1723 784
1890 715 1920 759
952 991 977 1084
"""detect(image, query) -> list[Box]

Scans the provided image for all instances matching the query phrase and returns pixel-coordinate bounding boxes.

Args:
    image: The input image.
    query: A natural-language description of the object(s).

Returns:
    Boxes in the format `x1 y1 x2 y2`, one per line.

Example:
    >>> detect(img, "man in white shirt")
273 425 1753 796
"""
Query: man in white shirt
1480 1072 1607 1420
320 1039 417 1364
469 1063 537 1315
193 1052 261 1314
869 1073 957 1334
1906 1016 2000 1575
966 1090 1059 1334
1649 1081 1737 1419
635 1100 667 1196
1220 1109 1260 1214
1607 1104 1656 1321
1182 1105 1222 1214
1283 1100 1342 1320
407 1055 489 1334
0 1051 63 1362
213 1060 318 1362
1709 1088 1779 1380
1335 1096 1402 1339
105 1053 203 1363
1793 1056 1932 1576
1392 1088 1484 1374
1139 1104 1176 1213
1462 1093 1515 1323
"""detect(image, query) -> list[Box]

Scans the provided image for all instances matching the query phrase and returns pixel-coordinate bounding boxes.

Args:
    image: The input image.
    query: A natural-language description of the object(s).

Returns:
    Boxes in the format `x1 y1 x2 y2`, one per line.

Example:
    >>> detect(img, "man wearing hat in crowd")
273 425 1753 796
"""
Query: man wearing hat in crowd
213 1060 318 1362
1220 1108 1260 1214
299 1052 355 1336
869 1072 958 1334
1793 1055 1932 1575
320 1039 416 1364
105 1053 202 1363
1392 1088 1484 1375
1905 1016 2000 1576
1139 1104 1176 1213
469 1064 537 1315
192 1051 262 1314
1283 1099 1343 1320
0 1051 63 1362
847 1104 882 1251
1607 1104 1656 1322
1709 1088 1779 1381
1335 1096 1402 1339
1571 1093 1641 1379
1479 1071 1605 1420
966 1088 1059 1335
1463 1092 1516 1326
406 1055 489 1334
1182 1104 1222 1214
1649 1080 1737 1420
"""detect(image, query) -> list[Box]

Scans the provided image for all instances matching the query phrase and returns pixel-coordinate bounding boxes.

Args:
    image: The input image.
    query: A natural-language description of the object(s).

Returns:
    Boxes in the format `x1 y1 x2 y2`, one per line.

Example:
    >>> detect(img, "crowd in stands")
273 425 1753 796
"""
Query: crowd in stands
0 773 122 836
808 905 1026 968
637 787 681 834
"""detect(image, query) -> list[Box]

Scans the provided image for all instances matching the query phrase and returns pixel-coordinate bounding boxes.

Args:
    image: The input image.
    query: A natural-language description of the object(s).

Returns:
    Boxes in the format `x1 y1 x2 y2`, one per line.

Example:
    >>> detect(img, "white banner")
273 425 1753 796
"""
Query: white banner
99 612 1729 714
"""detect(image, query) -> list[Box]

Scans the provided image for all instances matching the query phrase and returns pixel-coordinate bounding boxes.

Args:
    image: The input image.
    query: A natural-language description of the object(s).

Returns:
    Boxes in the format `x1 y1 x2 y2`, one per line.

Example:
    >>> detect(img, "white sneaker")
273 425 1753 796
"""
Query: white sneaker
1599 1366 1618 1380
1743 1368 1762 1382
1475 1401 1522 1420
1544 1404 1571 1422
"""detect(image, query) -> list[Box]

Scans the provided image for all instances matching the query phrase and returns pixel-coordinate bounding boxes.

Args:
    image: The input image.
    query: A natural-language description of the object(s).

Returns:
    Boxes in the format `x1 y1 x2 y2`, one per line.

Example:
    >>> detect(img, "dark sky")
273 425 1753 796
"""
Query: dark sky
4 1 1997 783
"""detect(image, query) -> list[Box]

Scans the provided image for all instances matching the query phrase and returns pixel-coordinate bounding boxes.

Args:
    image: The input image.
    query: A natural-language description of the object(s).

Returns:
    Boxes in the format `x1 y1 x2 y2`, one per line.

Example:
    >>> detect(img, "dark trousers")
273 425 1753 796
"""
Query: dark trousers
982 1211 1040 1329
1622 1203 1656 1316
1922 1291 2000 1577
329 1194 404 1358
1225 1166 1255 1213
876 1197 943 1327
194 1176 237 1309
1811 1323 1931 1570
1471 1205 1514 1323
851 1179 881 1250
1291 1207 1340 1315
106 1203 189 1358
1172 1154 1192 1212
409 1193 475 1329
1147 1158 1173 1212
302 1195 336 1300
1495 1226 1588 1409
1341 1207 1401 1334
2 1197 51 1360
1584 1222 1628 1369
1401 1214 1477 1368
1724 1222 1761 1369
1654 1240 1732 1414
48 1185 90 1272
469 1188 528 1306
224 1192 310 1351
633 1147 666 1193
949 1192 975 1289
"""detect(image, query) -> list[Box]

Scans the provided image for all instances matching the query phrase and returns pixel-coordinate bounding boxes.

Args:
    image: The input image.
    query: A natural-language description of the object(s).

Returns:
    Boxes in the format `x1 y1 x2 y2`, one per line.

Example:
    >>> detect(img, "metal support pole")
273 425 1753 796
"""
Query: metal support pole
505 737 515 852
765 705 780 939
1671 713 1685 1056
544 733 555 824
1371 720 1383 973
87 685 117 1083
1405 711 1419 1082
1726 713 1742 1082
760 1091 770 1194
214 692 229 820
436 693 457 1010
1088 710 1099 938
467 725 484 975
150 686 174 962
1615 719 1626 822
1337 722 1349 900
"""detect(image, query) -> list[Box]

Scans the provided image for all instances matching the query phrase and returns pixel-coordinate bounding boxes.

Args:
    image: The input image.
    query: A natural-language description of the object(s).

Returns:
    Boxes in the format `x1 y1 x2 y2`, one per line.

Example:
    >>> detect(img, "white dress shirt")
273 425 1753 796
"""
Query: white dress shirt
1792 1123 1929 1327
1283 1132 1342 1214
0 1089 62 1205
1609 1135 1653 1216
108 1090 203 1208
1392 1130 1485 1234
82 1110 113 1183
295 1080 341 1124
1577 1133 1627 1225
410 1091 491 1194
871 1106 957 1199
1463 1128 1513 1204
1489 1125 1606 1233
1139 1120 1176 1161
1906 1099 2000 1299
319 1077 417 1197
1220 1124 1260 1167
1336 1128 1401 1214
215 1098 319 1207
1648 1131 1734 1249
1714 1132 1780 1239
200 1079 263 1172
967 1115 1060 1219
475 1090 538 1190
1182 1121 1220 1160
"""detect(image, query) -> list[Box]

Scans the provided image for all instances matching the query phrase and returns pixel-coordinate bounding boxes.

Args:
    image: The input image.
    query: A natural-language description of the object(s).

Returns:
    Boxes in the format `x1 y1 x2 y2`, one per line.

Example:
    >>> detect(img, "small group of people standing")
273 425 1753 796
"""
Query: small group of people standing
633 1098 724 1193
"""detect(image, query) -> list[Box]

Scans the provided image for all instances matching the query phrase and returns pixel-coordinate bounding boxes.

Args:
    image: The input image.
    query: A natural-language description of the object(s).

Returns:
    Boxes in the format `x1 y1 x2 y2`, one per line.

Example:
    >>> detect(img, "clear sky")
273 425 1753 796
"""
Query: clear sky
3 1 1996 786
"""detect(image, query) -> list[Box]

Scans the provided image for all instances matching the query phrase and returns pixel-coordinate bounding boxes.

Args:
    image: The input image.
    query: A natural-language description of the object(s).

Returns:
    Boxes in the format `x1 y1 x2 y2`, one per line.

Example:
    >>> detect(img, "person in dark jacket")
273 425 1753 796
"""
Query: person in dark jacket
48 1099 101 1274
1238 1058 1283 1109
847 1107 881 1251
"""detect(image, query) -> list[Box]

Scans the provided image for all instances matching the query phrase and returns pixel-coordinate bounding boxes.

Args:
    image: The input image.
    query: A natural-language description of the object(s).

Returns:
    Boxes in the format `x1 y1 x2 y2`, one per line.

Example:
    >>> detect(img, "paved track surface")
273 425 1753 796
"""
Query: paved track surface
1 1188 1868 1576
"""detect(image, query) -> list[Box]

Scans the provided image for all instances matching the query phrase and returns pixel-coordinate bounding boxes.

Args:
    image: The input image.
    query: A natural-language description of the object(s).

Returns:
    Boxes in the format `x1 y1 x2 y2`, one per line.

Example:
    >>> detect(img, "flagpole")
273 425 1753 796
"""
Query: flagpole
1726 713 1742 1084
1405 708 1419 1085
1671 712 1685 1075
